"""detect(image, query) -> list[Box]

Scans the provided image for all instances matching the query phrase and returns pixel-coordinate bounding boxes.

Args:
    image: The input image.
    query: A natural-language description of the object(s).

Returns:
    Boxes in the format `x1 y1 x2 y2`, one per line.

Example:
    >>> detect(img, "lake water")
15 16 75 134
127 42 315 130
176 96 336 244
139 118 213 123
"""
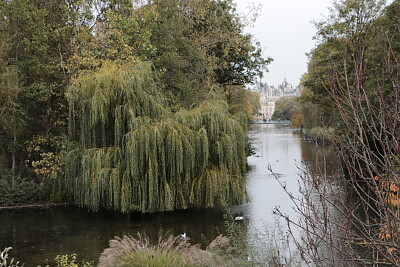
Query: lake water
0 124 322 266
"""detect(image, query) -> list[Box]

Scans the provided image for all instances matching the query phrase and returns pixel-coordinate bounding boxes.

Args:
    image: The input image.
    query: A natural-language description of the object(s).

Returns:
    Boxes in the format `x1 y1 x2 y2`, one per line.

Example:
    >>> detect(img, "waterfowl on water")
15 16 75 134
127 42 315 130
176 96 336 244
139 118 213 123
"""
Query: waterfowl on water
234 216 244 221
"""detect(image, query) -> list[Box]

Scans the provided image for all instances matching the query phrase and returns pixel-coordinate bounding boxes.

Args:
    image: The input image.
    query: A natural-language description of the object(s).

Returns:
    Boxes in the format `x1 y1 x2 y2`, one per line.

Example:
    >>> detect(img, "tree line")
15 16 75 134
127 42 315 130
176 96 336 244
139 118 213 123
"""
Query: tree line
0 0 268 210
274 0 400 265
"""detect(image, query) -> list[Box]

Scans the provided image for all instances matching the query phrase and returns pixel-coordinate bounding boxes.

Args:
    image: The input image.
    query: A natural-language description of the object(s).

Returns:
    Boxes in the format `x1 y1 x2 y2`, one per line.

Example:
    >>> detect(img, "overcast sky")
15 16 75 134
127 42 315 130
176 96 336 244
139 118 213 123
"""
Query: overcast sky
235 0 333 86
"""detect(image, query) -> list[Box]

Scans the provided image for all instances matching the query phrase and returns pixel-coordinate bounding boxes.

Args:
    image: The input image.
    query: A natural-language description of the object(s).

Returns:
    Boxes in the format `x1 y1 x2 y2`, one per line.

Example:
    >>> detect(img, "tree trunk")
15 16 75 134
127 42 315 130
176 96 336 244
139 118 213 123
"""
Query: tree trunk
11 116 16 189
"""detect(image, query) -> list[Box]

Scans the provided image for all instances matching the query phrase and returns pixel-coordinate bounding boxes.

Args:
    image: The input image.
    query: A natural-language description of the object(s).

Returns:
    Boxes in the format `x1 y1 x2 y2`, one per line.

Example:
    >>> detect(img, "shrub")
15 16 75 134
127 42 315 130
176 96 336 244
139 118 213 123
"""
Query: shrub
98 232 211 267
53 254 94 267
308 127 335 142
0 178 51 206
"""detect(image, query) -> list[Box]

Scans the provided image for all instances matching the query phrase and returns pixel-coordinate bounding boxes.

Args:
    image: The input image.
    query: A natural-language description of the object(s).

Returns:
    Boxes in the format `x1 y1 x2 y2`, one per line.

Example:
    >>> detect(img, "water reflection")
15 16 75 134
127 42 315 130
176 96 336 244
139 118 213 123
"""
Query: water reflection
232 124 305 231
0 207 225 265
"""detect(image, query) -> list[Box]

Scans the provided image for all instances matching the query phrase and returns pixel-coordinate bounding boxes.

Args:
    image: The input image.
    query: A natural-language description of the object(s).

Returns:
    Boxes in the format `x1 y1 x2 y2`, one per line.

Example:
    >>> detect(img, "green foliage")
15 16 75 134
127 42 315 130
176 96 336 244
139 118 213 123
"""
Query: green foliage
226 86 261 121
0 178 50 206
148 0 270 107
271 97 300 121
0 65 22 187
26 135 66 181
302 0 398 132
64 0 269 108
0 66 20 121
64 61 247 213
36 254 94 267
149 0 209 106
308 127 335 141
2 0 71 133
290 113 303 128
244 90 261 115
0 0 267 208
297 86 329 133
118 250 193 267
221 213 248 258
67 1 158 72
53 254 94 267
302 0 390 128
0 0 71 192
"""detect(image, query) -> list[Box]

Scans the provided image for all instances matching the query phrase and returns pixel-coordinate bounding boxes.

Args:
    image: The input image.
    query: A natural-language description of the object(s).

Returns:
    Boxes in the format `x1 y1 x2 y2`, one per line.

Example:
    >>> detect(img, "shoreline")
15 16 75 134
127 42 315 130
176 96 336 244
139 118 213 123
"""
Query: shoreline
0 202 71 210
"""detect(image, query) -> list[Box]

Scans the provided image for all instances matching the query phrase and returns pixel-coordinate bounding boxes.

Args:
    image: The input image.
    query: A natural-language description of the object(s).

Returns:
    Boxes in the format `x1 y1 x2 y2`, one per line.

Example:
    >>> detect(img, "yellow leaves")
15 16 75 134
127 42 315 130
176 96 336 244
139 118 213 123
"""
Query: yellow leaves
353 239 371 245
370 175 400 260
26 135 64 181
374 176 400 207
32 152 63 180
373 175 400 263
387 247 399 255
378 225 392 240
54 253 94 267
291 113 303 128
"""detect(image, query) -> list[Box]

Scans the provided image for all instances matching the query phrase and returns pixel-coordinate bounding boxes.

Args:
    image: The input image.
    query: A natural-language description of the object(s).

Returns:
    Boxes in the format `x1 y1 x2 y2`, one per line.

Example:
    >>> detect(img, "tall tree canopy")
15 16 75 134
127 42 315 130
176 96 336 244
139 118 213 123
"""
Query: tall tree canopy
301 0 398 132
0 0 268 210
298 1 400 264
271 97 300 121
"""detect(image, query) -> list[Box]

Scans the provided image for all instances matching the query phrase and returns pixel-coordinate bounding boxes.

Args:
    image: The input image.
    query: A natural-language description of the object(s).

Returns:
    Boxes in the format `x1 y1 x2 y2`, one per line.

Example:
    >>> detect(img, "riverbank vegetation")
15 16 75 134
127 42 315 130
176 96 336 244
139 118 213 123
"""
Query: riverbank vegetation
0 0 269 209
96 218 301 266
1 215 301 266
277 0 400 265
271 97 300 121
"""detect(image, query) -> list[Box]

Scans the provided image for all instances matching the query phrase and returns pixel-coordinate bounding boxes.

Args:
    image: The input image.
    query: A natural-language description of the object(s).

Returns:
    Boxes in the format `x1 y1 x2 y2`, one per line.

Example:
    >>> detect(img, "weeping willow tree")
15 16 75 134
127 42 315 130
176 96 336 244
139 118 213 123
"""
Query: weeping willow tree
64 61 248 213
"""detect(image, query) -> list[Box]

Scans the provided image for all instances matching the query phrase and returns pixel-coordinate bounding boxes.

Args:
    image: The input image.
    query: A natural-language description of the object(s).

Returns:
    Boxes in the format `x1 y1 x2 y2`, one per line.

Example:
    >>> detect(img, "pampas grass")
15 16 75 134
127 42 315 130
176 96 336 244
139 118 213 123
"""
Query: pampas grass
98 232 212 267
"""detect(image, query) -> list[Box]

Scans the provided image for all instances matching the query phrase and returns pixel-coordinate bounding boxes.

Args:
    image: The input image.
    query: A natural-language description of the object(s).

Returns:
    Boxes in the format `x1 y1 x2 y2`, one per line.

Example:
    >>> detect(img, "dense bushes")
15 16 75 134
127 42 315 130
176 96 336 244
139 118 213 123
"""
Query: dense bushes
0 178 51 206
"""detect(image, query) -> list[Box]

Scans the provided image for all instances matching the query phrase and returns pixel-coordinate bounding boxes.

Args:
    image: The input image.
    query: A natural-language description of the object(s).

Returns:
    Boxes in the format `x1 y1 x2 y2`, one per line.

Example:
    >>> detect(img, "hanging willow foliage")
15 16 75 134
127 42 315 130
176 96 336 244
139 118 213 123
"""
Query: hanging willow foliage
64 61 248 212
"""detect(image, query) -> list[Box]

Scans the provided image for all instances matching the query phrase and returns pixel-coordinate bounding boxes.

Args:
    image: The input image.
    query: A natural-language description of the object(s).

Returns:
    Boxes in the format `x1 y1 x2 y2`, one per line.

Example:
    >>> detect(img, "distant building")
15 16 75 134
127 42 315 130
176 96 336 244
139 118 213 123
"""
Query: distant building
252 79 301 119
